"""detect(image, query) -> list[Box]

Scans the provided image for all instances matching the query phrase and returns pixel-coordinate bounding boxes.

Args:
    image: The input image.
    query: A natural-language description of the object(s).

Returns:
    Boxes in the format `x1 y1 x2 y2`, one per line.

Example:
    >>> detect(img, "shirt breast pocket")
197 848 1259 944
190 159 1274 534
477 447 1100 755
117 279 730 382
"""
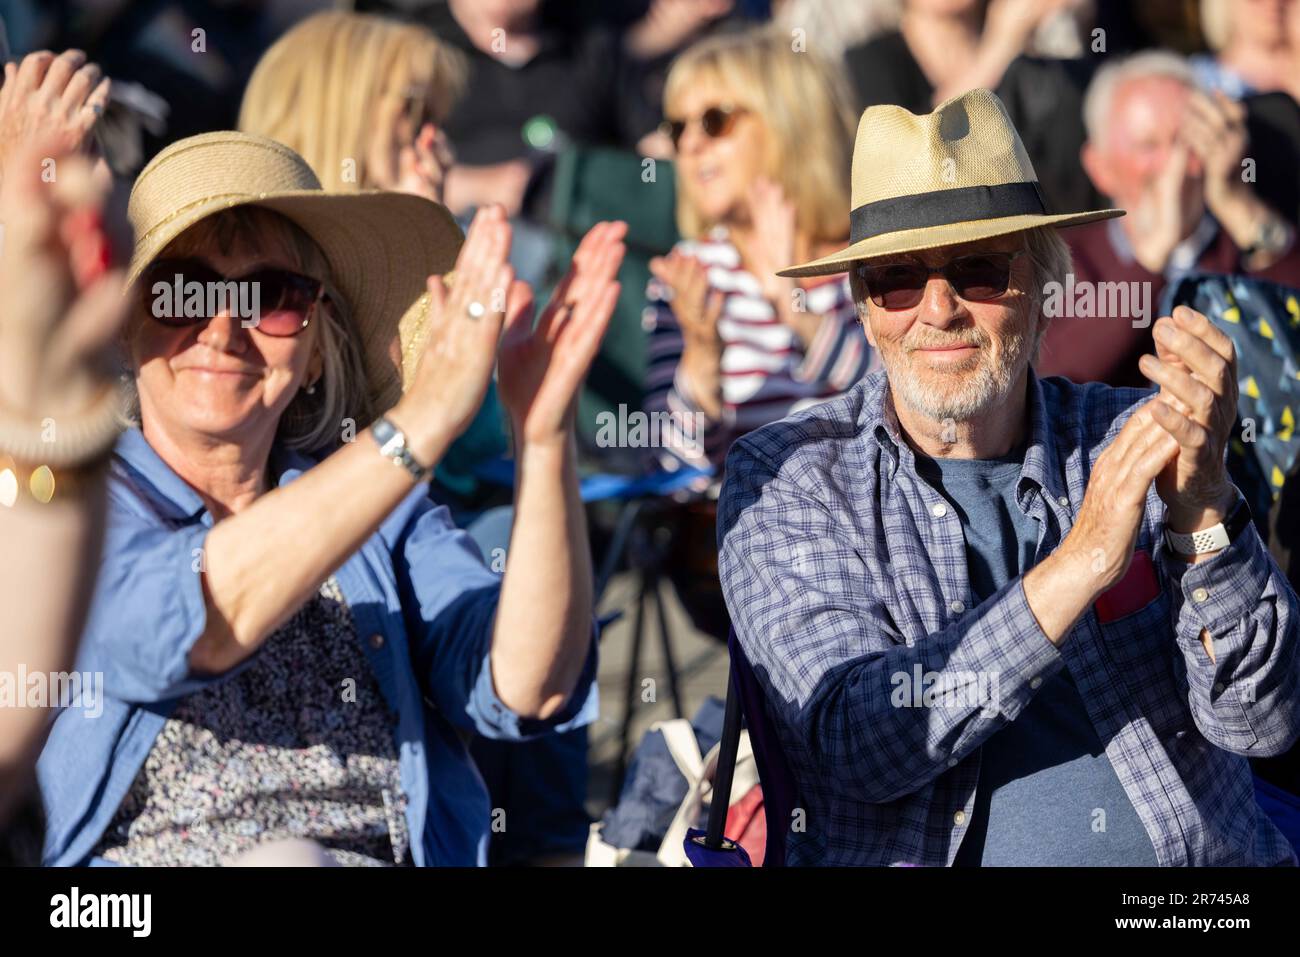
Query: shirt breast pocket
1097 586 1189 739
1097 587 1171 661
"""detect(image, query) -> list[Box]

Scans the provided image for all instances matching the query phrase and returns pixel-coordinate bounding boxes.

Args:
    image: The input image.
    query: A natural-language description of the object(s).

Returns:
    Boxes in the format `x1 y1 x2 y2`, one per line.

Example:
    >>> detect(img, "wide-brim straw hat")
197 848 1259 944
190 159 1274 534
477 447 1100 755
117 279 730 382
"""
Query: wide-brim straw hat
779 88 1123 277
126 130 463 414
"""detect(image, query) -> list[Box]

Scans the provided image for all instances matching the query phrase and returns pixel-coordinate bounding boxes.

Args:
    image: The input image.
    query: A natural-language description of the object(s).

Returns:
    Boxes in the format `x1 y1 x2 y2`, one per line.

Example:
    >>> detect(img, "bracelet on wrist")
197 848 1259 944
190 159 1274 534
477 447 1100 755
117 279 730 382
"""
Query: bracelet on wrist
0 383 125 468
0 454 110 507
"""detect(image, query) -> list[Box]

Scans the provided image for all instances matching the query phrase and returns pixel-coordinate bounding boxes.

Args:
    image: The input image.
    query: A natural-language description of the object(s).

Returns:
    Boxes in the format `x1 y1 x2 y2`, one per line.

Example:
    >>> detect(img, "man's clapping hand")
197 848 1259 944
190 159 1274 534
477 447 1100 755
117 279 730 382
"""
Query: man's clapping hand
1139 305 1240 534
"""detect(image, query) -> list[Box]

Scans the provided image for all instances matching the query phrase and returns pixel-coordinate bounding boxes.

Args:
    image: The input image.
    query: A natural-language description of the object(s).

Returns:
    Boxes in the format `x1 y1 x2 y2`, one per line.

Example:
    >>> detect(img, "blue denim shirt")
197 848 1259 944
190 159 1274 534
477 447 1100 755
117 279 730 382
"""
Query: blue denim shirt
36 427 598 866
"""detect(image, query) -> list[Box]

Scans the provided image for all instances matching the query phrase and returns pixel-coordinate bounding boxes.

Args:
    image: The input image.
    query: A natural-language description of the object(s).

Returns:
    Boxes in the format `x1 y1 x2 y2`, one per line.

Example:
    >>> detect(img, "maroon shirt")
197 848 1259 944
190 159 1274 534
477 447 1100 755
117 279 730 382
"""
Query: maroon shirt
1036 219 1300 387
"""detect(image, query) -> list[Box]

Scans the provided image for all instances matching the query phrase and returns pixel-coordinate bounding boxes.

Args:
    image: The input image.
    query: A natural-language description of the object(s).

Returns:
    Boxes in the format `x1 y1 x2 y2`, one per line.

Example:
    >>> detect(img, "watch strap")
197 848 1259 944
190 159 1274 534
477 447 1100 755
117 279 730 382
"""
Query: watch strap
369 416 429 481
1164 495 1251 556
0 384 124 468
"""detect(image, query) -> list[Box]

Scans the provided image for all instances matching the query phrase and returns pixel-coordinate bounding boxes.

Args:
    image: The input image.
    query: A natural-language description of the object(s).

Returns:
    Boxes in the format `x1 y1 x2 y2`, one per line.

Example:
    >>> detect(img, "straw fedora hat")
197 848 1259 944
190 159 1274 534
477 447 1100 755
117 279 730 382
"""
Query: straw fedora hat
126 131 463 413
779 88 1123 277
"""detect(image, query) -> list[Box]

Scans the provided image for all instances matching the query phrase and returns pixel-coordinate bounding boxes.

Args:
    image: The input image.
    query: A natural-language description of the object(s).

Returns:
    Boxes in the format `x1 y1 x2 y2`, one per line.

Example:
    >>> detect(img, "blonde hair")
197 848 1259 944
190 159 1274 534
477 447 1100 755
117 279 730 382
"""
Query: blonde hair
122 206 374 455
664 26 854 243
1200 0 1232 51
238 10 466 191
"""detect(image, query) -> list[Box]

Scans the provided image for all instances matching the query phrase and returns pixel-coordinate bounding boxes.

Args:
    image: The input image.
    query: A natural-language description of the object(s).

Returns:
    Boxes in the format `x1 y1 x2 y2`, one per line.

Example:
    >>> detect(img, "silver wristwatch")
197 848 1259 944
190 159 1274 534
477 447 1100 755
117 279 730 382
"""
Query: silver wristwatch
370 416 430 481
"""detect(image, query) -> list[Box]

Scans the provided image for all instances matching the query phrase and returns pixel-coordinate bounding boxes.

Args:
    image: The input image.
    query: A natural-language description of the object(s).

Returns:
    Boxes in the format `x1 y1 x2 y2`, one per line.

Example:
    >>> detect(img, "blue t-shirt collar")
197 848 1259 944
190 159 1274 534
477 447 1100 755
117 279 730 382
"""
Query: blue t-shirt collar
864 367 1067 507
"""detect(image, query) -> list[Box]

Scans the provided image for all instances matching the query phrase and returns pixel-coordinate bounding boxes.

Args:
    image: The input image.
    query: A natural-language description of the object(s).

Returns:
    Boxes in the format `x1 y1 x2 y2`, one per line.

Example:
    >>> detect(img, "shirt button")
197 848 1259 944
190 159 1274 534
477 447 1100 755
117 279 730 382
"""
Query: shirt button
947 757 958 768
369 633 385 649
1030 676 1043 690
1213 682 1225 694
949 599 965 614
1058 496 1069 507
932 502 948 518
954 810 966 826
1192 587 1210 603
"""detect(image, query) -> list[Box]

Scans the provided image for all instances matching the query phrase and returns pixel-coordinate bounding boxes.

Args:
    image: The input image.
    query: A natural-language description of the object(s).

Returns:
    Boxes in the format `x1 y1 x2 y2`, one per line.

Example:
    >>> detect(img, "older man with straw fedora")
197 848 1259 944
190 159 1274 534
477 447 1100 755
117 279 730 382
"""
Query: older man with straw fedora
34 130 626 867
718 89 1300 866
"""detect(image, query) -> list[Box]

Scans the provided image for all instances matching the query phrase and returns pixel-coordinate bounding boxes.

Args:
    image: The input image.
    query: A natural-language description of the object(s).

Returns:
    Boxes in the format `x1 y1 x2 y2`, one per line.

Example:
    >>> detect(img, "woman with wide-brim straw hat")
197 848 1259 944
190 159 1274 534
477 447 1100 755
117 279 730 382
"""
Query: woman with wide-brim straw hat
240 10 590 866
35 129 628 867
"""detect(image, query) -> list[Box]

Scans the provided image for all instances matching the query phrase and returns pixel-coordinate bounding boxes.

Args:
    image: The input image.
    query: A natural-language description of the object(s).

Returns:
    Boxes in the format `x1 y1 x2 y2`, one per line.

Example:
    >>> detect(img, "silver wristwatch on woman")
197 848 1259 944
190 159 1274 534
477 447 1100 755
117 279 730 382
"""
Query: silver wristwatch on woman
369 416 430 481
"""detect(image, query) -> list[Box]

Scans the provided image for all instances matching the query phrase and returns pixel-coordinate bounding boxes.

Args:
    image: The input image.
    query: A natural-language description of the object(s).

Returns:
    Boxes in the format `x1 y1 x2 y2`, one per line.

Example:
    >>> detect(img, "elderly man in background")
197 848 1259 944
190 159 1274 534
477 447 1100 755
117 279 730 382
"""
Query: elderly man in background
718 89 1300 866
1037 50 1300 388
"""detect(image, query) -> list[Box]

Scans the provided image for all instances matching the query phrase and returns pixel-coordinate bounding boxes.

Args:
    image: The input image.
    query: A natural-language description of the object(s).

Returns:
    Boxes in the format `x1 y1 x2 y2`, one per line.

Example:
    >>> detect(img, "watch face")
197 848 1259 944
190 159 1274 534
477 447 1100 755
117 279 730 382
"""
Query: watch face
1255 219 1290 254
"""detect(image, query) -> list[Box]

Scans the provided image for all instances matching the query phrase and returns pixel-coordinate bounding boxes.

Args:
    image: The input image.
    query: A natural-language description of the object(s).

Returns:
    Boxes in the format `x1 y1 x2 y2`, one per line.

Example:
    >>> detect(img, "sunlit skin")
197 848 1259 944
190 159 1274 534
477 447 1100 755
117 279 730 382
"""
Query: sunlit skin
669 82 767 230
906 0 981 16
1232 0 1296 51
858 232 1037 458
1081 76 1204 232
126 236 323 503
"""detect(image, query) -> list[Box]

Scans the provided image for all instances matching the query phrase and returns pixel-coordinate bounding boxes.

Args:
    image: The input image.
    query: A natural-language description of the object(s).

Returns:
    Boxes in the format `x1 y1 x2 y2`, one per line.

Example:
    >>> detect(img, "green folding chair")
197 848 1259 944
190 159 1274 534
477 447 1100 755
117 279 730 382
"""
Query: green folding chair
546 145 680 458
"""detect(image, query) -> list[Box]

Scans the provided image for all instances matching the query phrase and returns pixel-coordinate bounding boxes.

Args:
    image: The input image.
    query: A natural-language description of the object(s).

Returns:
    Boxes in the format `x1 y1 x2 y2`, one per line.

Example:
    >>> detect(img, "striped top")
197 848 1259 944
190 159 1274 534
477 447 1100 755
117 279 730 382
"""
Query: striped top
643 227 877 473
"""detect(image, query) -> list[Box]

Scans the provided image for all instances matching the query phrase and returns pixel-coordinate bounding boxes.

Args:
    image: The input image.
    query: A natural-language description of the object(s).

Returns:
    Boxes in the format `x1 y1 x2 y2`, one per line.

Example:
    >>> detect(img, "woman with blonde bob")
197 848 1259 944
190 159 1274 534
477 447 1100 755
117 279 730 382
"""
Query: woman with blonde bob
644 26 875 475
34 129 628 867
238 10 465 202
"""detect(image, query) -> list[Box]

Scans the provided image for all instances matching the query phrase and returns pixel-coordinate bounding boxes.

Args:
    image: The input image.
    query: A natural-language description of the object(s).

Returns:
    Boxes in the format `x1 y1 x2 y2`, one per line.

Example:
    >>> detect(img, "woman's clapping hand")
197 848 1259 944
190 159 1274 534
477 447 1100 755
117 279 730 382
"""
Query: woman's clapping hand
394 205 514 461
498 221 627 448
394 211 627 462
0 50 111 193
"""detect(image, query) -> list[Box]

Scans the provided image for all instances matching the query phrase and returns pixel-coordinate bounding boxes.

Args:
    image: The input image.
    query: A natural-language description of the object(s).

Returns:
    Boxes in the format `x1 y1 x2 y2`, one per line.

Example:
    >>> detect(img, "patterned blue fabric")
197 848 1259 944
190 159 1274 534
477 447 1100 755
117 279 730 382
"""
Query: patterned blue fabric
718 369 1300 866
1161 273 1300 514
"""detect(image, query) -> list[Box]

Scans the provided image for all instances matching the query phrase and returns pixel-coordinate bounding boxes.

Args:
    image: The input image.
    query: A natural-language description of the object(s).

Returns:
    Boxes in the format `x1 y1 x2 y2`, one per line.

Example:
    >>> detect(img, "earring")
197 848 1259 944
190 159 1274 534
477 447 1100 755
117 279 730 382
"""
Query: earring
305 380 318 395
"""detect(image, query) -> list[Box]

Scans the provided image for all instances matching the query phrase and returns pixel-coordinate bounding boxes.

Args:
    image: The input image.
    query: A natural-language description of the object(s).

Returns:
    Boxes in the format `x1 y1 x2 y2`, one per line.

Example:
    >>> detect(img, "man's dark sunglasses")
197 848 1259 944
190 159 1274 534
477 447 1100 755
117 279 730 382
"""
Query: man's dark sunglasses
140 257 323 336
661 104 748 150
853 250 1025 310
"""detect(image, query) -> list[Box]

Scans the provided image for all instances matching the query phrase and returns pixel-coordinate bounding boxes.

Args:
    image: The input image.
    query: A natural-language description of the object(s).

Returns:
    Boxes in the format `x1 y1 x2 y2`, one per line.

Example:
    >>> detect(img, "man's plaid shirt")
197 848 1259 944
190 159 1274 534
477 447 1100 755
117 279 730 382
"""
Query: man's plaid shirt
718 369 1300 866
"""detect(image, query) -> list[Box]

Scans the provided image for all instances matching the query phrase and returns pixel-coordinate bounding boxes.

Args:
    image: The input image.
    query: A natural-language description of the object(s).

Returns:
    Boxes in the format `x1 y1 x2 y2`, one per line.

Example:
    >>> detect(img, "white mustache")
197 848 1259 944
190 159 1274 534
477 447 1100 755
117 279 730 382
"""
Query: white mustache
905 336 986 352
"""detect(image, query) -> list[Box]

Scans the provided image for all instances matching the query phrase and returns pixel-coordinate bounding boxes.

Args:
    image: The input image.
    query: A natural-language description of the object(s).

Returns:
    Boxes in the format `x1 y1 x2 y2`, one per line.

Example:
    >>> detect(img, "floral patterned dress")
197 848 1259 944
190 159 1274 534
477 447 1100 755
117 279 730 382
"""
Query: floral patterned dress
93 577 411 866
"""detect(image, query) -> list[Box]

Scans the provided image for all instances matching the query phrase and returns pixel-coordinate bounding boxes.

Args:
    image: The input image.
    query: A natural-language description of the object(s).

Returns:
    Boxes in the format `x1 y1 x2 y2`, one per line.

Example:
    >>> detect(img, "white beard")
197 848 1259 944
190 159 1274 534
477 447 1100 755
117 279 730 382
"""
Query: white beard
885 322 1032 423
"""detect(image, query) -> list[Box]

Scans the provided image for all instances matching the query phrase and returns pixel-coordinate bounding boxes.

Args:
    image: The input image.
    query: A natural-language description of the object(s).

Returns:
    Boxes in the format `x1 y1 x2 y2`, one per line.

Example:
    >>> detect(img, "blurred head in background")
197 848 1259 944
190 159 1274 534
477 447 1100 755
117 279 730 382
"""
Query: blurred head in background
1081 51 1201 221
238 10 466 199
1201 0 1299 57
662 25 854 245
1199 0 1300 99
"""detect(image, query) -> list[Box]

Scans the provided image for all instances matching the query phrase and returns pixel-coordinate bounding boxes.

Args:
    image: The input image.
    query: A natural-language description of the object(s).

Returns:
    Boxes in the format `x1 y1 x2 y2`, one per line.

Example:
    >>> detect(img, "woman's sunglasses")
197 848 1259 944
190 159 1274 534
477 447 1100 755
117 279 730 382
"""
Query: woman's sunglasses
140 257 323 337
661 104 748 150
853 251 1024 311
